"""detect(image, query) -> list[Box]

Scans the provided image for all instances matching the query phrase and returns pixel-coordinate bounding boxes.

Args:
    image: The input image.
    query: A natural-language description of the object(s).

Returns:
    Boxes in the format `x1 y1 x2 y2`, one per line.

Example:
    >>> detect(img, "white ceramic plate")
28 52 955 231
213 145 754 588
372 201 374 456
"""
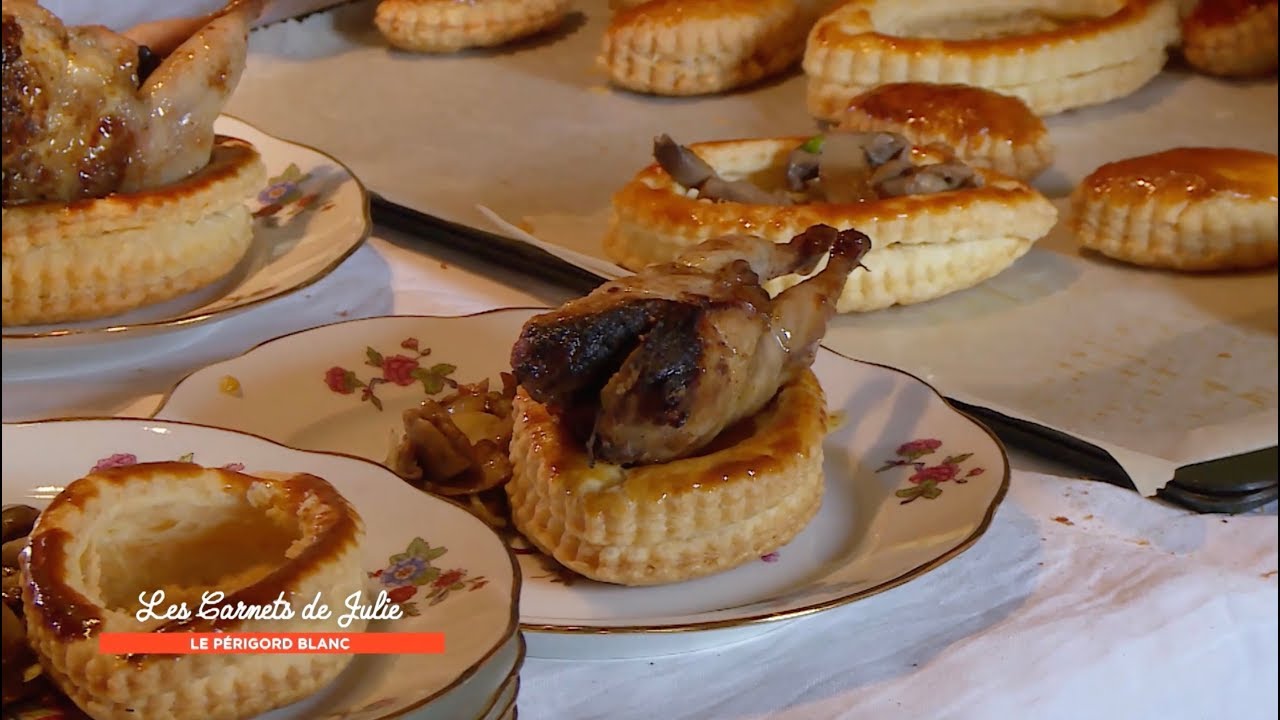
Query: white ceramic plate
0 418 519 719
1 115 370 352
154 309 1010 659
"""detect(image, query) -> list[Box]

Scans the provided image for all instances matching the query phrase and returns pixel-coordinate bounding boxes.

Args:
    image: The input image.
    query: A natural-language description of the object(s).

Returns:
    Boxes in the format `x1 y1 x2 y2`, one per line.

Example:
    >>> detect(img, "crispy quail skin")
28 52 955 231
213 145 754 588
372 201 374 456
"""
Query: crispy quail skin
512 225 872 465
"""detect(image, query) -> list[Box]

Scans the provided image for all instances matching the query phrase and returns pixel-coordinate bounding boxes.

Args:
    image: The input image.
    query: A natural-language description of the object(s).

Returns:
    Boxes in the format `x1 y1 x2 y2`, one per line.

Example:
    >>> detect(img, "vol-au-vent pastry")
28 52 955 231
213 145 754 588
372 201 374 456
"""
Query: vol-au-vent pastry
1 0 267 327
374 0 573 53
599 0 840 96
1179 0 1279 77
1071 147 1279 271
2 137 265 327
605 132 1058 312
508 226 870 585
838 83 1054 182
19 462 368 720
803 0 1181 120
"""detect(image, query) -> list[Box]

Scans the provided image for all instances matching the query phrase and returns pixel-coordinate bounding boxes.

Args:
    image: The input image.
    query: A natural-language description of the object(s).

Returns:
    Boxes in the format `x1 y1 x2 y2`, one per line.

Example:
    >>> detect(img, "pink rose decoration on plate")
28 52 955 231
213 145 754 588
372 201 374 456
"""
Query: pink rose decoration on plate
876 439 986 504
380 355 420 386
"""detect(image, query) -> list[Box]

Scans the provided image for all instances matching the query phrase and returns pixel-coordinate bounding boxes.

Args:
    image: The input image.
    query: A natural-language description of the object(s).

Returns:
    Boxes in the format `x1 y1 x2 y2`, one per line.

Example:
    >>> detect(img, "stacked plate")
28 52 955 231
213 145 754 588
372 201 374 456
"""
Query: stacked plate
0 419 523 720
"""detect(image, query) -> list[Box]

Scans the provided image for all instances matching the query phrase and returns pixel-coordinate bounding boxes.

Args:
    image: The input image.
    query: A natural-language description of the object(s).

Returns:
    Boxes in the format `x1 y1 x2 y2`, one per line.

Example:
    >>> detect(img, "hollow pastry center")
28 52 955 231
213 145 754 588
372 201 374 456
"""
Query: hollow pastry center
877 1 1122 40
85 488 304 614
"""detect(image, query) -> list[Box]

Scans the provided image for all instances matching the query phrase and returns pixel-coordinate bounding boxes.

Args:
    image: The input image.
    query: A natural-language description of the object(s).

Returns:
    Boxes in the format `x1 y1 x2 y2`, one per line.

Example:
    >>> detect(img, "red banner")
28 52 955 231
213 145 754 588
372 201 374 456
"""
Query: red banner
97 632 446 655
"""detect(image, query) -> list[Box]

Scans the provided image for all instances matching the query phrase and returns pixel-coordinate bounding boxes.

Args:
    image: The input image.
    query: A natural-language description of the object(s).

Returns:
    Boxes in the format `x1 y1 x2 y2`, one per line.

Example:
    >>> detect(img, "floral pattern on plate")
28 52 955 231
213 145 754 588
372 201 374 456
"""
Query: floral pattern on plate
153 310 1009 660
90 452 244 474
254 162 328 227
324 337 458 411
371 537 490 616
875 438 986 504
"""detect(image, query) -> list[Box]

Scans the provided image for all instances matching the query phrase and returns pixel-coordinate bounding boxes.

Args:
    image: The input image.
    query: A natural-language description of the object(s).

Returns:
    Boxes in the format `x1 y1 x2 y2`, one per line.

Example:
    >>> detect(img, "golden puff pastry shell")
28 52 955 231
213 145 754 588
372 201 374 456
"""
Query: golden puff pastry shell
507 370 827 586
604 136 1059 312
803 0 1180 119
20 462 367 720
1071 147 1279 271
2 136 265 327
1180 0 1279 77
375 0 572 53
599 0 837 96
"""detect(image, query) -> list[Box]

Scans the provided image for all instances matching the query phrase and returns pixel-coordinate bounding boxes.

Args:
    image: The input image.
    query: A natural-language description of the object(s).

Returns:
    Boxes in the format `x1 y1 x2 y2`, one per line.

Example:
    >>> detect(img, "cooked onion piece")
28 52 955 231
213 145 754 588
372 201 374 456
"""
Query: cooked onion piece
386 374 520 528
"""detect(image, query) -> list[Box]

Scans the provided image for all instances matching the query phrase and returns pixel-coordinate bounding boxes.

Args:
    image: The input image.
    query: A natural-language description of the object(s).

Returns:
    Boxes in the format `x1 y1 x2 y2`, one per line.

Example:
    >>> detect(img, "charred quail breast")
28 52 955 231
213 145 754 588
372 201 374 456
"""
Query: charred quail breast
506 226 866 586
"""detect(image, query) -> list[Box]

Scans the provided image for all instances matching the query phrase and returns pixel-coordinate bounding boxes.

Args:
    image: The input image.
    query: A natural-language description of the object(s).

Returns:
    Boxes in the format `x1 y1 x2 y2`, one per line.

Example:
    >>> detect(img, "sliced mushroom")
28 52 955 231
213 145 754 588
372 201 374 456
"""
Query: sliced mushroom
653 135 793 206
862 132 911 166
868 157 915 188
785 142 822 191
654 134 716 189
876 161 983 198
1 506 39 544
699 176 795 205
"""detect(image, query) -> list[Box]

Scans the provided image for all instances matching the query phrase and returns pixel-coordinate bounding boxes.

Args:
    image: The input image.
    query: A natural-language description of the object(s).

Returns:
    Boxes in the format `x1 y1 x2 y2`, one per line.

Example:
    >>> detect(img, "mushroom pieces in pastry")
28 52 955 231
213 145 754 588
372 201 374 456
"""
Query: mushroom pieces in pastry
605 132 1059 312
802 0 1180 120
1070 147 1279 271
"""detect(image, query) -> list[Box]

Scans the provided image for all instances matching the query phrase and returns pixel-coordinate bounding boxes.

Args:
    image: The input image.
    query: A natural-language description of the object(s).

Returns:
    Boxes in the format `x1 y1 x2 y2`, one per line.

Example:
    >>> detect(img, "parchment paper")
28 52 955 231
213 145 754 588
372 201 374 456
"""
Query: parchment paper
220 2 1278 495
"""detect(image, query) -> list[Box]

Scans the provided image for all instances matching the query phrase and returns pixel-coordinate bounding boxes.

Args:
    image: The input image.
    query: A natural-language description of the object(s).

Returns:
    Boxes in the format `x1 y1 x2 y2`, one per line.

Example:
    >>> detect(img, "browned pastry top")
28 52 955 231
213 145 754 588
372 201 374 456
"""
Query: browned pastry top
1080 147 1279 203
610 0 794 27
844 82 1047 145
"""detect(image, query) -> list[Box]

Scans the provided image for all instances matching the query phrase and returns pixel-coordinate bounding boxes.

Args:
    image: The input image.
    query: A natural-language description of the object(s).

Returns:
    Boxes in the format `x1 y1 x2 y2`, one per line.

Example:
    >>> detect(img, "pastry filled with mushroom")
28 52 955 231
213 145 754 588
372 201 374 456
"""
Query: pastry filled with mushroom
606 131 1058 313
506 224 868 586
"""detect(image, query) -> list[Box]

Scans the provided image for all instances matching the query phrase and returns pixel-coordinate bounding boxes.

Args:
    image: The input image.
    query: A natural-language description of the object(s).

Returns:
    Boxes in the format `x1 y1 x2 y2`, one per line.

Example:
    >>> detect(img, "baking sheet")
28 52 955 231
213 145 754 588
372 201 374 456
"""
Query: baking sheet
222 2 1278 495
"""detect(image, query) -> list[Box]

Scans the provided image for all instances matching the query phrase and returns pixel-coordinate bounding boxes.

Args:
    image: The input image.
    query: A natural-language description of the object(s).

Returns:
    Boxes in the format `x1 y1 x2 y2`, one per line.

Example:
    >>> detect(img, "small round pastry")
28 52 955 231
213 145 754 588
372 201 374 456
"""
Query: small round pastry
605 134 1059 312
803 0 1180 120
374 0 572 53
599 0 835 96
838 83 1054 182
1180 0 1279 78
2 136 265 327
1070 147 1279 271
507 369 827 586
20 462 367 720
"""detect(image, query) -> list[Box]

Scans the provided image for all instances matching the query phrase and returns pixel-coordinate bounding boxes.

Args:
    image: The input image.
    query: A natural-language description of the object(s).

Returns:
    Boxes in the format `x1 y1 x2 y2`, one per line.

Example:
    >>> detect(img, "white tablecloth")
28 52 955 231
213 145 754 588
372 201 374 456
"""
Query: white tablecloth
4 231 1277 720
4 4 1277 715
